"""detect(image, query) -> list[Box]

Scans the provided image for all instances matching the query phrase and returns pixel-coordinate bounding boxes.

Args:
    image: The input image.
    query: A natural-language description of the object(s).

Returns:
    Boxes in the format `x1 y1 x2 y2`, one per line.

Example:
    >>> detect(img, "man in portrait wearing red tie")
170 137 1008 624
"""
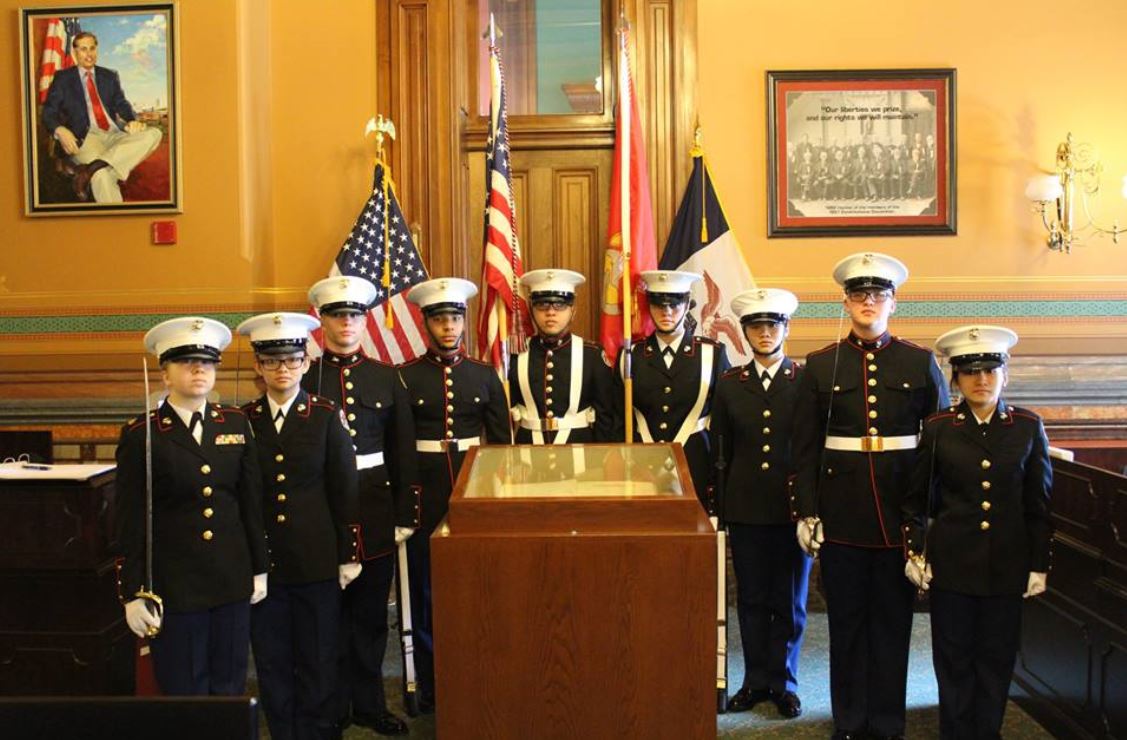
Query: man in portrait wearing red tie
41 31 162 203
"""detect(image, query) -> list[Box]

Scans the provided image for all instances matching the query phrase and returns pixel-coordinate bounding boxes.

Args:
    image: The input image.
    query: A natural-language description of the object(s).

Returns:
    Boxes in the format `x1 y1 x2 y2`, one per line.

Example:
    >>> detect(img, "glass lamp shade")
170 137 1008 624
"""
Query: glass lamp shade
1025 174 1064 202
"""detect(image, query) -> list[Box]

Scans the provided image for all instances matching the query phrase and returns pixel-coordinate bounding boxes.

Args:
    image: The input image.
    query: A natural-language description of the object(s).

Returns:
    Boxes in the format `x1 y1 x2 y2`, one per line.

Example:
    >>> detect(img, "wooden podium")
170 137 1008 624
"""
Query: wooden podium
431 444 716 739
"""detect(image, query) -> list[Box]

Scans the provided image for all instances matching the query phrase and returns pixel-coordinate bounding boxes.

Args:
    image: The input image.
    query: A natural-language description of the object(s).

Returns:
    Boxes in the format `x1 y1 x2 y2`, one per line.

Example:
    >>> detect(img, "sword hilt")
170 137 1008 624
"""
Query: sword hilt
133 590 164 638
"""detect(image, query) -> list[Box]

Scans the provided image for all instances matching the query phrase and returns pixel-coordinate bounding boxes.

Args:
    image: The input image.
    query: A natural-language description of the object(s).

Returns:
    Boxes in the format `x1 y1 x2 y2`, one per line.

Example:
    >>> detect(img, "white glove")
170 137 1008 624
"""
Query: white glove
904 557 933 590
250 573 268 604
124 598 162 638
395 526 416 545
339 562 363 590
1023 571 1048 598
796 518 824 556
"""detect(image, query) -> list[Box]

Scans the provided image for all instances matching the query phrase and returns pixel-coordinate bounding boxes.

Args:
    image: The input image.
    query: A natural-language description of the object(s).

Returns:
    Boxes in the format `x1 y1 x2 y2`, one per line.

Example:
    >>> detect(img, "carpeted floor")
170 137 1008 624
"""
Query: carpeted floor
254 565 1055 739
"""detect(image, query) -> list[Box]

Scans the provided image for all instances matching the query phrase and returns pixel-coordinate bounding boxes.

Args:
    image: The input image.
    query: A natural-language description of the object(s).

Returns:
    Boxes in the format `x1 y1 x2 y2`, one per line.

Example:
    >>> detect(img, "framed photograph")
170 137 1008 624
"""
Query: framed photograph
766 68 956 237
19 3 180 216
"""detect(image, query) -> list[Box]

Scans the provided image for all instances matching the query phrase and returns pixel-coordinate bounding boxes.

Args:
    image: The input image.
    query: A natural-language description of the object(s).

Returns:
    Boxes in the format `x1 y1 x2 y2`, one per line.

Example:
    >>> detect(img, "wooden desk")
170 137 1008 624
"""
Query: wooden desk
431 444 716 739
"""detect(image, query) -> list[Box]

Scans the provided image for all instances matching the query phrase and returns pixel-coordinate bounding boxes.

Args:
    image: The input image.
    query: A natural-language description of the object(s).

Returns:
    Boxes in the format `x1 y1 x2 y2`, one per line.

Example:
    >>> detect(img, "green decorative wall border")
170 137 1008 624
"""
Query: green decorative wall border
2 299 1127 335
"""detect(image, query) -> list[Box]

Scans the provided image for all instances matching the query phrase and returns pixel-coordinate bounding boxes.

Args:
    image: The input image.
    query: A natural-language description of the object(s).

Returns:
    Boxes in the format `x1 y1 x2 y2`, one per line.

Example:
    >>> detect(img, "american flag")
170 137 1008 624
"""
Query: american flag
37 17 80 104
477 34 531 374
313 158 430 364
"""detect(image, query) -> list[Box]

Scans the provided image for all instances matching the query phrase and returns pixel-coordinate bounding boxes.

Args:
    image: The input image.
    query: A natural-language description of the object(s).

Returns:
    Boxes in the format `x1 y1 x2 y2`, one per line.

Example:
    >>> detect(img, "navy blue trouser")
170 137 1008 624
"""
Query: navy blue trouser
930 587 1022 740
729 522 813 694
336 554 395 720
819 543 915 737
149 598 250 696
251 578 340 740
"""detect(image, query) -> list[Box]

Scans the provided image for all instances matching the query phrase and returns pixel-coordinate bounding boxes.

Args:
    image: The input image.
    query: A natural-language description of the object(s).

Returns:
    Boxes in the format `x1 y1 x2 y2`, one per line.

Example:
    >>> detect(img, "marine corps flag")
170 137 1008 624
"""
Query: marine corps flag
599 23 657 362
658 144 756 365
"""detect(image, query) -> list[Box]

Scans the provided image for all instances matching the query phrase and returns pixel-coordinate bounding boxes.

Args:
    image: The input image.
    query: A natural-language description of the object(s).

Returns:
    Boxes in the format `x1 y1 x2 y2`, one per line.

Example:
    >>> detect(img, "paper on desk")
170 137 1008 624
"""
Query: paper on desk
0 462 115 481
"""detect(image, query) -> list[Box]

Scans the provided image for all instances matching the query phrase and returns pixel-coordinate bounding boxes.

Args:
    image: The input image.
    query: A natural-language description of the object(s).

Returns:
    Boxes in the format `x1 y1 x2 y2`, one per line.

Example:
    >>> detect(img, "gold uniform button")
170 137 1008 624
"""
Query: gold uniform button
763 427 771 434
981 501 991 511
761 462 770 471
348 413 356 421
211 410 219 418
446 391 454 399
763 410 771 418
866 352 875 361
276 473 286 482
275 454 284 463
349 429 357 437
659 422 668 430
546 350 554 358
868 395 877 403
546 386 554 393
444 367 452 375
277 494 286 502
545 398 553 406
869 410 878 419
202 486 213 497
981 459 991 469
546 374 554 382
662 405 670 412
346 397 355 405
200 464 211 474
546 410 555 418
446 379 454 387
203 507 214 518
833 385 841 392
446 404 454 412
982 481 992 490
762 444 771 453
202 530 214 541
343 368 351 377
868 378 877 387
546 362 555 369
980 521 990 531
445 430 454 438
277 514 286 523
664 386 672 394
345 381 354 390
869 364 877 372
868 427 879 435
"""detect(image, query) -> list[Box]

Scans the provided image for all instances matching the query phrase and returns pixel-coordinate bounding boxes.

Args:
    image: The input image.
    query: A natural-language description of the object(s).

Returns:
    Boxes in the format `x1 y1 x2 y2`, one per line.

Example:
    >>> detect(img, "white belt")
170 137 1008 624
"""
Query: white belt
416 436 481 453
517 410 592 432
356 452 385 470
636 412 709 444
825 434 919 452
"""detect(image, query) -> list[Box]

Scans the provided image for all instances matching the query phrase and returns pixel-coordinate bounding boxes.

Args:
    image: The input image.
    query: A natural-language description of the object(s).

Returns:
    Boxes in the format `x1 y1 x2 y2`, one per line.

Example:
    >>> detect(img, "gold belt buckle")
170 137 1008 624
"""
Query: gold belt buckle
439 439 452 452
861 435 884 452
541 417 559 432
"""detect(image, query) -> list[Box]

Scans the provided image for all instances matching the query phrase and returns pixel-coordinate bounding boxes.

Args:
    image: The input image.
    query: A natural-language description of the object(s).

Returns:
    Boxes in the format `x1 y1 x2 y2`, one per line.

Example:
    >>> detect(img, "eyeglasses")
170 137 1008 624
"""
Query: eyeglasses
532 300 570 312
847 289 894 304
258 356 306 370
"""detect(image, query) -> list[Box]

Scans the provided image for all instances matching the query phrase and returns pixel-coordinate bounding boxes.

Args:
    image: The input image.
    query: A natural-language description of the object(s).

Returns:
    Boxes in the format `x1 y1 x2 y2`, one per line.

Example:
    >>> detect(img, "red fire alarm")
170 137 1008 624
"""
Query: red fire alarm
151 221 177 245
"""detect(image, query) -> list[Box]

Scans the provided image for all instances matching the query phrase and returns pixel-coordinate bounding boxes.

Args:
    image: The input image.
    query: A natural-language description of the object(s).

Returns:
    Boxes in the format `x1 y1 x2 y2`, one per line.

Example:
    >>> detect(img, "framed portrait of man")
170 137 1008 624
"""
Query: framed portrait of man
19 3 181 216
766 68 956 237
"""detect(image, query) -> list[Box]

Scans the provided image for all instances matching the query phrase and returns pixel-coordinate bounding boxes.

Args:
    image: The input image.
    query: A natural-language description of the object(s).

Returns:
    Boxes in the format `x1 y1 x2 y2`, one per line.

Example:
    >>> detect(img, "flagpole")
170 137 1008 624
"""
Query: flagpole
619 20 634 444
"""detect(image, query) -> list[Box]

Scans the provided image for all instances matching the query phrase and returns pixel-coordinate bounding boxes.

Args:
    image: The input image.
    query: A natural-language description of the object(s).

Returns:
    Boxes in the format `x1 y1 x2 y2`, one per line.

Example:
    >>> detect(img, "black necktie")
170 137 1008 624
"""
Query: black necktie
189 412 203 443
274 409 285 431
760 370 771 389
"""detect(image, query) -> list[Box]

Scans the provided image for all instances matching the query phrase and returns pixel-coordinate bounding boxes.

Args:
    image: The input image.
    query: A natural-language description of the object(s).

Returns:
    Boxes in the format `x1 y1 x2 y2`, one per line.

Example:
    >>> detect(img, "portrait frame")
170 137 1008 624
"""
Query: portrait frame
766 68 956 238
19 3 181 216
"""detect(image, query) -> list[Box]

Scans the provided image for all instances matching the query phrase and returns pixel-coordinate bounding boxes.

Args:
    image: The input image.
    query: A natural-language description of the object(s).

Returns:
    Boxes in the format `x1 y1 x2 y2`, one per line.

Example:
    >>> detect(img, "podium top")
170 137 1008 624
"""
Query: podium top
461 444 686 500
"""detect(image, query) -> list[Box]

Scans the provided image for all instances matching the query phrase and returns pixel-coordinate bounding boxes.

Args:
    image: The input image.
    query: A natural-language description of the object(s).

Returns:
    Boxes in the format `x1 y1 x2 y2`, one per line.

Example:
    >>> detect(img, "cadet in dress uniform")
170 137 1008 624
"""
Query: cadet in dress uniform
509 268 615 445
612 270 730 512
237 313 361 740
791 253 949 740
712 288 809 720
114 317 269 696
901 326 1052 740
305 276 414 736
398 277 511 711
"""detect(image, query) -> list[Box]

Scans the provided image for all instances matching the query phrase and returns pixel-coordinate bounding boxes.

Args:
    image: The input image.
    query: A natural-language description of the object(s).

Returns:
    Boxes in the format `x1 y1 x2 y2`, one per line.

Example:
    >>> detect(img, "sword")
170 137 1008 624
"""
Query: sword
395 539 419 716
135 357 163 636
713 433 729 714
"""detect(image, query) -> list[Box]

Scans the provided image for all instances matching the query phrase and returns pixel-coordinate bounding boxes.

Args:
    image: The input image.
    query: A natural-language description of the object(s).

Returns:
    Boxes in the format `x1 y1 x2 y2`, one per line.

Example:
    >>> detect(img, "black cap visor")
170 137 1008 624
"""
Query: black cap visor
952 353 1007 372
160 344 222 364
252 339 308 356
422 302 467 317
740 312 788 326
647 292 691 307
843 276 895 292
320 301 369 316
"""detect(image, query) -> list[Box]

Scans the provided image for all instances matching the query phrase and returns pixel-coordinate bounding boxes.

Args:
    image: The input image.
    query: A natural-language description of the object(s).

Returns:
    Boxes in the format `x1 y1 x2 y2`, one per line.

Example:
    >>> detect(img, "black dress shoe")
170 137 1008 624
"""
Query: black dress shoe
725 686 771 712
353 710 409 736
771 689 802 718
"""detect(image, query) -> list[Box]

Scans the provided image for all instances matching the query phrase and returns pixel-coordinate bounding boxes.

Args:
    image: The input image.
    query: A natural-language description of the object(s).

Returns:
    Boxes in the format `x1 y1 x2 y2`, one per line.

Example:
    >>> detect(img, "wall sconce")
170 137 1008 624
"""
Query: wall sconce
1024 132 1127 253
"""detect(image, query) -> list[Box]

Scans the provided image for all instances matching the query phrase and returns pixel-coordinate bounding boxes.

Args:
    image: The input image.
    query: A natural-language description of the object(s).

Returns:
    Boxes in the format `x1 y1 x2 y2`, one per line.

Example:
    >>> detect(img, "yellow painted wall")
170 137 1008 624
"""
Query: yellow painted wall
2 0 1126 364
697 0 1127 297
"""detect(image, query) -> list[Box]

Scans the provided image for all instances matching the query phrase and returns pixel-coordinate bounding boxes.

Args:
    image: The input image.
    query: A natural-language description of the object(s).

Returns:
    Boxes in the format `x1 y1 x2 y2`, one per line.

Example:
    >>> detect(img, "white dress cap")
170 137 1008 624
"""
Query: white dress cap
236 312 320 353
730 287 799 322
934 325 1019 370
308 275 378 313
407 277 479 315
144 317 232 363
832 252 909 291
640 269 701 295
520 268 586 299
